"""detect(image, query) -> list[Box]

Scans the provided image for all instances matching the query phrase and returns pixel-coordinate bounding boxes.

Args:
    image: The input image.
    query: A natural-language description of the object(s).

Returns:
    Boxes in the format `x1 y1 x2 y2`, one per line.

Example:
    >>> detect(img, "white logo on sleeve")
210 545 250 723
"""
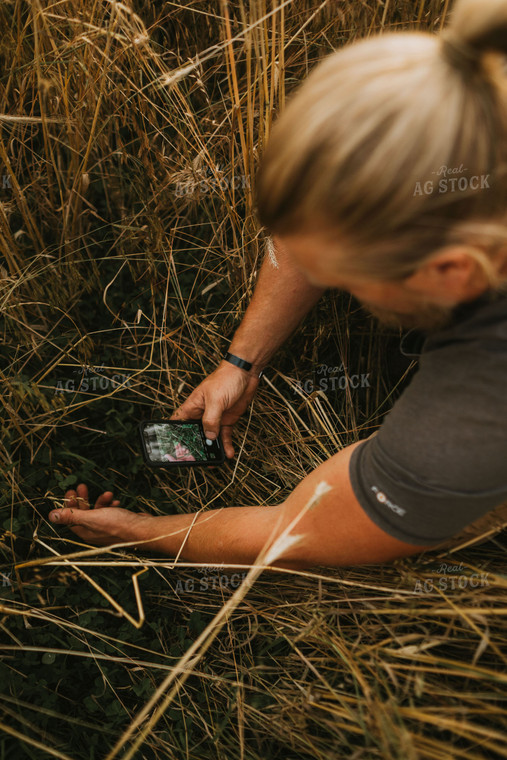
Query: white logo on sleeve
371 485 406 516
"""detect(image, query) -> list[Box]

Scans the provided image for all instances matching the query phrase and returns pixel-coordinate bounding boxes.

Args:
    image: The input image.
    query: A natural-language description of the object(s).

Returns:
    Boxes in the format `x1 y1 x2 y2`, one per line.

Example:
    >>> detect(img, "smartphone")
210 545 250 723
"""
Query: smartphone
139 420 225 468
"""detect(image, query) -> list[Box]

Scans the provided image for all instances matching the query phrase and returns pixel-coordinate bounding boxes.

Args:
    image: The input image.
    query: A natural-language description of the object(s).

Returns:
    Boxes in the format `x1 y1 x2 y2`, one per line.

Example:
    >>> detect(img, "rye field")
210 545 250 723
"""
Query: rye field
1 1 506 758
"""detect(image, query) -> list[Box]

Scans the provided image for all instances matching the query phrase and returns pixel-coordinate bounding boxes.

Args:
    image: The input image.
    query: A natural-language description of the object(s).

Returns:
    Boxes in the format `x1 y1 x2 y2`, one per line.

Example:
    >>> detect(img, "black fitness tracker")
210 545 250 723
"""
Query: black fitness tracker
223 352 263 378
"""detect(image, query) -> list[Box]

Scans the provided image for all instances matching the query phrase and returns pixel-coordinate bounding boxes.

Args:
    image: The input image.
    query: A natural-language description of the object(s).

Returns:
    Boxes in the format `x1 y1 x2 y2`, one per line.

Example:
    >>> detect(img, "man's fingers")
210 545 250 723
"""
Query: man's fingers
64 484 89 510
220 425 235 459
95 491 116 508
202 401 224 440
174 394 224 439
49 507 85 526
76 483 89 505
64 489 78 508
170 393 204 421
61 485 120 521
49 502 126 525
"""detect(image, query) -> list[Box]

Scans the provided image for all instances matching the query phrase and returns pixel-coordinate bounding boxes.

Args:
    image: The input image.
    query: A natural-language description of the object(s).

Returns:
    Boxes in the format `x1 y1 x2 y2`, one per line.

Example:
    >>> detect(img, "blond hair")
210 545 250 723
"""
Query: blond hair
255 0 507 284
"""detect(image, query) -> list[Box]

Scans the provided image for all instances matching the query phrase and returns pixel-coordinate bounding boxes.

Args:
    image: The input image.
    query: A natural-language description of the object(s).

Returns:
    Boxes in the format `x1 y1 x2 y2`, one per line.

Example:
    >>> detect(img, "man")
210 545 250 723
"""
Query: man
48 232 507 568
49 9 507 568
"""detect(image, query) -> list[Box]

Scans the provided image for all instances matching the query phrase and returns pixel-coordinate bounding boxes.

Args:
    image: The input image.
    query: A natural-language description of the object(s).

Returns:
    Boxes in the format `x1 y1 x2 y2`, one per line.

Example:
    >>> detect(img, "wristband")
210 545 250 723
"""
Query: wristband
223 352 263 378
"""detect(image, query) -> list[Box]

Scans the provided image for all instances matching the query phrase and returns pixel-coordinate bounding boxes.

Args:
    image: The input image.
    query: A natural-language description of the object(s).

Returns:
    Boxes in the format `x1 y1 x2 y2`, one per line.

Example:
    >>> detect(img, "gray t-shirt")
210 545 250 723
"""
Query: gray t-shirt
349 289 507 545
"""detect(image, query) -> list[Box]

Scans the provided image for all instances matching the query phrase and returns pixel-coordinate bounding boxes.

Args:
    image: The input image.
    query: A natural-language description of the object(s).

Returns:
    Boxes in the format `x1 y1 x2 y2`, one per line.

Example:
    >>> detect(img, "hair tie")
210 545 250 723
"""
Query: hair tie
441 34 482 71
442 35 482 70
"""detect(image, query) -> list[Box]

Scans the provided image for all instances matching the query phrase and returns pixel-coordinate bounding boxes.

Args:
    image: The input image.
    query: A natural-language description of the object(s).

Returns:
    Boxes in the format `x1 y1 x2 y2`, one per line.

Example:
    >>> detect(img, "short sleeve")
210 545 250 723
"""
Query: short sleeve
349 339 507 545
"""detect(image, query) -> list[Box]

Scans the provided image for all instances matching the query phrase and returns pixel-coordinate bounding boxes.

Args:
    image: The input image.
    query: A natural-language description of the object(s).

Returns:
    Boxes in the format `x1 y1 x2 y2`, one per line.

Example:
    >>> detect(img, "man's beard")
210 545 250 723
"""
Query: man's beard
360 300 456 332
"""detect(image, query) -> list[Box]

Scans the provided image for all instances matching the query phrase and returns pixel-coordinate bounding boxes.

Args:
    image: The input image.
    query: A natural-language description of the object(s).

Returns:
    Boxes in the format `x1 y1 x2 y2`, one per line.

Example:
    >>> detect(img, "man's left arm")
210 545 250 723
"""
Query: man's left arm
48 441 436 569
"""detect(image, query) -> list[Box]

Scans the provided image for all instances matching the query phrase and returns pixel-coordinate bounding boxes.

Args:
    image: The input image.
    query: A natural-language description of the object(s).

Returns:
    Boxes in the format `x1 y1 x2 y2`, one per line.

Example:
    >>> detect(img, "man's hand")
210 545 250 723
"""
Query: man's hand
48 483 151 548
171 361 261 459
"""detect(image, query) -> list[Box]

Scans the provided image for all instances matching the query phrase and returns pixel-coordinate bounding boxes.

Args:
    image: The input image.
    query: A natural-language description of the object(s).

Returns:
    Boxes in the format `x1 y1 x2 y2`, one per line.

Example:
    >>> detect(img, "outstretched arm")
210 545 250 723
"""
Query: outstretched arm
48 442 436 569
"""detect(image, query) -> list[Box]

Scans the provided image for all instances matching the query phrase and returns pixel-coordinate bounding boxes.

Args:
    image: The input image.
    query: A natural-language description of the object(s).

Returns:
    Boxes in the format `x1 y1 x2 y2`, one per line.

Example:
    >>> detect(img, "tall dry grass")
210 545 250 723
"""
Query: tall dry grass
1 1 506 759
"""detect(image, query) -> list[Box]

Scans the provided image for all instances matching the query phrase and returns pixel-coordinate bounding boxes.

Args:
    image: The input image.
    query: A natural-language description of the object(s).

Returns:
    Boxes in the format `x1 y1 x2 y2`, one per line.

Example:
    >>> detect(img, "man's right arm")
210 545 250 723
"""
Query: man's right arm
171 236 326 457
226 235 326 375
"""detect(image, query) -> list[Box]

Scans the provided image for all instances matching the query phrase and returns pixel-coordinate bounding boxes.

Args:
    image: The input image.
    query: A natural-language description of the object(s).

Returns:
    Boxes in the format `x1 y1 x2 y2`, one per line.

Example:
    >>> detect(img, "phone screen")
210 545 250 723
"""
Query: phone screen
139 420 225 467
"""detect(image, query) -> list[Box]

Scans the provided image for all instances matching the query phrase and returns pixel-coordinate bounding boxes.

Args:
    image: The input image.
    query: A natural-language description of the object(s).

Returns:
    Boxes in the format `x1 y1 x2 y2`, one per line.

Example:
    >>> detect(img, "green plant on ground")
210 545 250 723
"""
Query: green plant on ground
1 2 506 759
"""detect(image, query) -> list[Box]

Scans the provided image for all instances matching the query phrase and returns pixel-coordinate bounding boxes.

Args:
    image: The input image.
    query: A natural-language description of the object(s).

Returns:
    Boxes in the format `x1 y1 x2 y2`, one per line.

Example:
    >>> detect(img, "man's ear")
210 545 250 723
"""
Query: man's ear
404 247 491 303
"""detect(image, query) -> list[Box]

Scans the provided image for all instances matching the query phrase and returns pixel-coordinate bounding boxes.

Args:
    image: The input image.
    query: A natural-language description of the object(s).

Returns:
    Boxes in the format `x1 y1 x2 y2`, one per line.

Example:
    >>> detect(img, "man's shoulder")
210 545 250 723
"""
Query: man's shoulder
398 289 507 360
425 288 507 352
350 291 507 545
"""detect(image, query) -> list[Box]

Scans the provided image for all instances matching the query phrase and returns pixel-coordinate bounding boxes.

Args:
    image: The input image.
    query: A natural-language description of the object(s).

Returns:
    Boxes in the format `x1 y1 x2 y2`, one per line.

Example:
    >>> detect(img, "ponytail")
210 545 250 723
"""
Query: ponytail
445 0 507 59
256 0 507 282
